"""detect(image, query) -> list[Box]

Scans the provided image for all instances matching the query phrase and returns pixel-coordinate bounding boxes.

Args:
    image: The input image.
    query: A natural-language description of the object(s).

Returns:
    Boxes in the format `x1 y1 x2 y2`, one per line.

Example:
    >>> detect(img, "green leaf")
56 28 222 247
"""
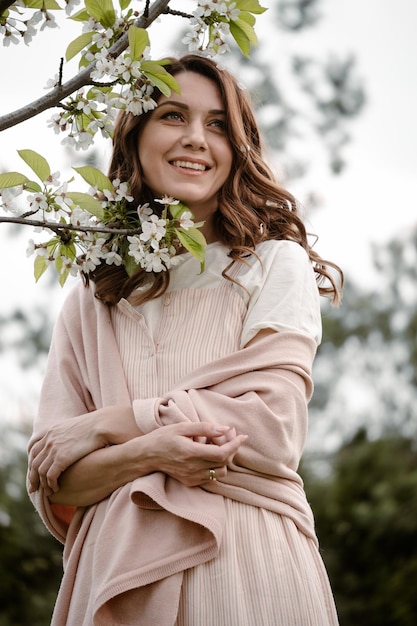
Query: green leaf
73 166 114 193
23 0 62 9
238 11 256 27
169 201 189 220
141 61 181 94
85 0 116 28
229 19 257 57
174 227 206 272
17 149 50 183
65 32 95 62
25 180 43 193
56 242 76 287
124 253 139 276
55 255 68 287
141 61 180 96
65 192 105 220
128 26 149 61
119 0 131 8
68 7 91 21
235 0 267 14
232 16 258 46
142 62 181 89
34 254 49 283
0 172 30 189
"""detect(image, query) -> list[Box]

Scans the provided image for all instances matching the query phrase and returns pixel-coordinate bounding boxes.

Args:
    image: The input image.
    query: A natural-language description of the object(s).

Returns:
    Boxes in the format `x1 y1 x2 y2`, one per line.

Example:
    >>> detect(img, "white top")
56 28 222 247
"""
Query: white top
135 239 322 348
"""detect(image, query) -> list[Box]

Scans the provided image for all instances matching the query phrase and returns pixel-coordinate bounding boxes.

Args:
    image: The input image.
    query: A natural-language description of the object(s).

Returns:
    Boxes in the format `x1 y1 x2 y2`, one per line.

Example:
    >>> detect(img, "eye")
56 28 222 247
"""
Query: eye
160 110 184 122
209 118 226 131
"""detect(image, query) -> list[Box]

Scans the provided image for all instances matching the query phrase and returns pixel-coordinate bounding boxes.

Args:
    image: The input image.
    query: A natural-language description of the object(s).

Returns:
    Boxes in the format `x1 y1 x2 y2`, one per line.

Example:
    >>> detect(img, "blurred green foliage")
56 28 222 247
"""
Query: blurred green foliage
302 429 417 625
0 427 62 626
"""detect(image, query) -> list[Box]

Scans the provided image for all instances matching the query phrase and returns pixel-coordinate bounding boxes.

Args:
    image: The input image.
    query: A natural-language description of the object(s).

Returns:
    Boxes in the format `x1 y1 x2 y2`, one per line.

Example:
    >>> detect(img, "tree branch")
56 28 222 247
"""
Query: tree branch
0 0 171 132
0 215 143 237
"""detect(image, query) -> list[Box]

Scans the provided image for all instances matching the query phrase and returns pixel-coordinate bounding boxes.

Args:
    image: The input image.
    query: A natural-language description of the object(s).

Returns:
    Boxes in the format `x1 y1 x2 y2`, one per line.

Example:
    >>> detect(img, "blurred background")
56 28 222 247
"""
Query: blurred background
1 1 417 624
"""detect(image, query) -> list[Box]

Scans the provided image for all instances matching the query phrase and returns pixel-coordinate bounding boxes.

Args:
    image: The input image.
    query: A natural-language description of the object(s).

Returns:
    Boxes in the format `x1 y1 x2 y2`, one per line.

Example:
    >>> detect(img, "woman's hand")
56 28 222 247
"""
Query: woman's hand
28 406 140 496
132 421 247 488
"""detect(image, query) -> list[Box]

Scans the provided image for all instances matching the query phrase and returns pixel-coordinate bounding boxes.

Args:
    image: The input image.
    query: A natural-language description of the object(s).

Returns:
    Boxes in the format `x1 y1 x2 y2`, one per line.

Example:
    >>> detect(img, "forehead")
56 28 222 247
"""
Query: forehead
157 71 224 109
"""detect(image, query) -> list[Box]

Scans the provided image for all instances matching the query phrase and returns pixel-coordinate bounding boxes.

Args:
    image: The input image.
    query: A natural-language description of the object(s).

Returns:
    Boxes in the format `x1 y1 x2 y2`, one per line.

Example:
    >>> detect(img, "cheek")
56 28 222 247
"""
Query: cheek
220 145 233 178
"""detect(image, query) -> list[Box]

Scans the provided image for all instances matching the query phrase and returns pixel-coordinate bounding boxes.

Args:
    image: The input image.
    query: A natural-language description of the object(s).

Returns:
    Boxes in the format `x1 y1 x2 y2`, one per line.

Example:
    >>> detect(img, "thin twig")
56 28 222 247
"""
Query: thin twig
163 8 193 19
58 57 64 87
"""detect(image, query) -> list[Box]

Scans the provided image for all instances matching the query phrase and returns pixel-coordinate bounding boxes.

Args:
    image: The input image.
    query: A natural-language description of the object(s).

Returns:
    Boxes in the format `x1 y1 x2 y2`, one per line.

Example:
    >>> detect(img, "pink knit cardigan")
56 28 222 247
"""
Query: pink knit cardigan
28 281 318 625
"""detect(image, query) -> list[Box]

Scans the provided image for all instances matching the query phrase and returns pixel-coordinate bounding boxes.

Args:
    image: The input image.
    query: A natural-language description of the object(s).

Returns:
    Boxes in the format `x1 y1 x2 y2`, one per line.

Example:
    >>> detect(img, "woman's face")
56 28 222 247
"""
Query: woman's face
138 71 233 230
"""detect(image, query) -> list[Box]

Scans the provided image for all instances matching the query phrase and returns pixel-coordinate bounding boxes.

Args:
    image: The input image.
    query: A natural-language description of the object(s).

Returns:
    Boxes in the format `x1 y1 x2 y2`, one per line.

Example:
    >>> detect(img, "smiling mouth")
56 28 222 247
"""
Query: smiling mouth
170 160 209 171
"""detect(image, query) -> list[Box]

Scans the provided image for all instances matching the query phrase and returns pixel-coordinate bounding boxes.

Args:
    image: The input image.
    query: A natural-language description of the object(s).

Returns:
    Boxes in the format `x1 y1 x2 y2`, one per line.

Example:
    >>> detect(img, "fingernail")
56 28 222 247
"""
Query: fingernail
213 426 228 434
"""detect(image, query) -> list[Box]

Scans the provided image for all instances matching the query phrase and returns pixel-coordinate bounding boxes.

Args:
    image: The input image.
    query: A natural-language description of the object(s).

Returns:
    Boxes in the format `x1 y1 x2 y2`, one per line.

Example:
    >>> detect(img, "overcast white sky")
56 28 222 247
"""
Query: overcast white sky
1 0 417 420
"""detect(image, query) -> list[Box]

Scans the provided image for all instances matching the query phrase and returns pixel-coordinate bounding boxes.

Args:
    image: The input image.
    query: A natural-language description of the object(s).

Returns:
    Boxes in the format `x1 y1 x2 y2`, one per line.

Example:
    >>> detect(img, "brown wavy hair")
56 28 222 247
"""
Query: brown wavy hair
88 53 343 306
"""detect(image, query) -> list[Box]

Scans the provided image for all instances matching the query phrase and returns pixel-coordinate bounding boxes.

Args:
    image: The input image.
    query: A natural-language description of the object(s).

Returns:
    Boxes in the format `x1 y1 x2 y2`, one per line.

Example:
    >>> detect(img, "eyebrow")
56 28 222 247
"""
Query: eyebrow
157 100 226 115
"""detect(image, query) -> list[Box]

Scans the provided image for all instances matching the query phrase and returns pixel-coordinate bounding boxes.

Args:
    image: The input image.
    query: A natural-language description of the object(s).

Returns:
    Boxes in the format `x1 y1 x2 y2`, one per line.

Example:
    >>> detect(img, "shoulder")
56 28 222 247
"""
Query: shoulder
58 279 105 330
256 239 311 268
238 239 314 286
238 239 322 345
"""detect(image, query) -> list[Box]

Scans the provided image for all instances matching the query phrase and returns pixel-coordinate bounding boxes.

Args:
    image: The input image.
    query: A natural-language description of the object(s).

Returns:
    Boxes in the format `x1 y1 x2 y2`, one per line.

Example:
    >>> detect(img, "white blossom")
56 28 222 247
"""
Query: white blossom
75 131 95 151
3 31 20 47
44 171 61 186
54 182 74 210
23 23 37 45
140 215 167 249
127 235 146 264
40 11 58 31
65 0 81 16
91 53 118 81
143 249 171 273
82 17 100 33
27 192 48 212
92 28 114 49
0 187 23 214
118 56 143 82
182 30 201 52
70 207 93 227
154 196 179 206
26 239 36 257
137 203 152 223
28 11 43 26
179 211 194 230
47 113 67 134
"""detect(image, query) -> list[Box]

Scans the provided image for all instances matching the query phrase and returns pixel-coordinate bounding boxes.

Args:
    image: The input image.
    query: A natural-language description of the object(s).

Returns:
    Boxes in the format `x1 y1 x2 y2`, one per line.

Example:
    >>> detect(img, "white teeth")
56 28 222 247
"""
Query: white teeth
171 160 207 171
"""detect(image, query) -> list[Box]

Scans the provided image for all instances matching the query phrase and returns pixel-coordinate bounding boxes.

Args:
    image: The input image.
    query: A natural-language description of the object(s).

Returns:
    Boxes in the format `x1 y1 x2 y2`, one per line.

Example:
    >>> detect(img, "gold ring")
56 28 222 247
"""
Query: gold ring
209 469 217 481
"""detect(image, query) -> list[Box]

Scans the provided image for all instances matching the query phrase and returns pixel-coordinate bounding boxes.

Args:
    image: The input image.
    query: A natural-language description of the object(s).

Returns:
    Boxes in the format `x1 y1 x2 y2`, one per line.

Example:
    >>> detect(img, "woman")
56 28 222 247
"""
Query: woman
27 54 342 625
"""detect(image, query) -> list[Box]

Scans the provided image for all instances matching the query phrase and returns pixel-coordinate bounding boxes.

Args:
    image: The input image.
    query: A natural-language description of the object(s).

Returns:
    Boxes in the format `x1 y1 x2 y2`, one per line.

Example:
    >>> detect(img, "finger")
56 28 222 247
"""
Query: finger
174 422 231 439
209 427 237 446
27 431 46 453
202 465 227 483
193 434 247 465
27 467 40 493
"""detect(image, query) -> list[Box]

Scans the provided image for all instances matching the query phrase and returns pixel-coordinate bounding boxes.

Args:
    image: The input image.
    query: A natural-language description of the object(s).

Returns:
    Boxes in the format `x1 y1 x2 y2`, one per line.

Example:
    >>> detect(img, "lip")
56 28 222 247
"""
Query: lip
169 157 212 171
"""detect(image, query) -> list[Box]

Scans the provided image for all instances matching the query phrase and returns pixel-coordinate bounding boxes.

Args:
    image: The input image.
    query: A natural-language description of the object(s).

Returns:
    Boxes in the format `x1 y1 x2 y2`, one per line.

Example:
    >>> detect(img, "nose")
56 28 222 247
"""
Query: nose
180 119 207 151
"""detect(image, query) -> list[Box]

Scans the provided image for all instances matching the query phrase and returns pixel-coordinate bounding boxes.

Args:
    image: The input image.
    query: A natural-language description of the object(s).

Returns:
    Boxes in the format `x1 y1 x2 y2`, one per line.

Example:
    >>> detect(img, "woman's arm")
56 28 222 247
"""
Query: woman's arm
28 405 143 494
49 422 246 507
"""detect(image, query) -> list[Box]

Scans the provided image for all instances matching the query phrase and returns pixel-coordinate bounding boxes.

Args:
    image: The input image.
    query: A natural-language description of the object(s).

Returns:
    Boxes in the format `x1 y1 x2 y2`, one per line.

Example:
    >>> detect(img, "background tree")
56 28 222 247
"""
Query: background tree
0 424 63 626
301 428 417 625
